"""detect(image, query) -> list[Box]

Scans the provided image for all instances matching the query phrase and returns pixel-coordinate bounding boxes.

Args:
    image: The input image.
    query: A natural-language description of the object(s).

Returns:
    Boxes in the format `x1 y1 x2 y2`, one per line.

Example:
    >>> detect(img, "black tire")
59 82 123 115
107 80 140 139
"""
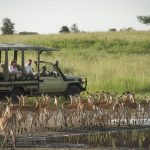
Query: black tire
66 85 80 97
11 88 24 103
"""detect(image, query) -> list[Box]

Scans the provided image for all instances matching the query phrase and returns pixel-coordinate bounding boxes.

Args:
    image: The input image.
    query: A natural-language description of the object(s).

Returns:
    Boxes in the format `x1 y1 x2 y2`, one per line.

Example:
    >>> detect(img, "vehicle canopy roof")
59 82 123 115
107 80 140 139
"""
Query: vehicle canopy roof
0 43 60 81
0 43 60 52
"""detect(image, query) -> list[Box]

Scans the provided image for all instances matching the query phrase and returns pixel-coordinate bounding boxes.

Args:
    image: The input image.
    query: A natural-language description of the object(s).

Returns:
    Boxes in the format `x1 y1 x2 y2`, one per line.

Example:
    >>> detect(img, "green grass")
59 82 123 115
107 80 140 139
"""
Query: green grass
0 31 150 96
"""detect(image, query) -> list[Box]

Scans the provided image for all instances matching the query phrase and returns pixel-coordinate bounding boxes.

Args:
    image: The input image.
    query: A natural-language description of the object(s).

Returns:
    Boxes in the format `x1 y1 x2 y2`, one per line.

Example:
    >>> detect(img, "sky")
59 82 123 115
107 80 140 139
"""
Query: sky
0 0 150 34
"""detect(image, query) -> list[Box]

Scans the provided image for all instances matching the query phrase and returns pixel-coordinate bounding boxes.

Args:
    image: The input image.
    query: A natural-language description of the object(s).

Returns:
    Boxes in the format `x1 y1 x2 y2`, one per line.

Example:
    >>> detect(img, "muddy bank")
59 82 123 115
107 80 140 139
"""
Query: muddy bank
3 148 137 150
3 148 132 150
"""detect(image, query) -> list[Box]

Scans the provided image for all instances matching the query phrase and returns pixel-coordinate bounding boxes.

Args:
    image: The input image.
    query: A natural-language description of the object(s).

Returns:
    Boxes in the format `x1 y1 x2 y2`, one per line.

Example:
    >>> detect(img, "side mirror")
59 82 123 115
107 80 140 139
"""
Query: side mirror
55 60 59 66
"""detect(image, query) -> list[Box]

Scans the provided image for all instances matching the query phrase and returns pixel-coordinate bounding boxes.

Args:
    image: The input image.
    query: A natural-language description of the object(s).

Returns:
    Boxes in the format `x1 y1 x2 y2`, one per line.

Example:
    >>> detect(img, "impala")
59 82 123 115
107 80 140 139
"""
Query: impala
0 105 17 149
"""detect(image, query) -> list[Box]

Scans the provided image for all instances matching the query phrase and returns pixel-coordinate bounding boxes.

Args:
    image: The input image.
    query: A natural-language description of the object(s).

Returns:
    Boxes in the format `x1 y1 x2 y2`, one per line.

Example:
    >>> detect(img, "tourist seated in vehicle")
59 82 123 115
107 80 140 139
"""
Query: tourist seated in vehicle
9 60 18 73
25 59 34 79
9 60 22 80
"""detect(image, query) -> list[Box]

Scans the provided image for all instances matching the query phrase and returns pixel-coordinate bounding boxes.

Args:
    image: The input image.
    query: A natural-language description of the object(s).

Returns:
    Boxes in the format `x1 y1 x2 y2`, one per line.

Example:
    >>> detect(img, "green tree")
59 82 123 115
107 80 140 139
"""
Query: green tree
1 18 15 34
59 26 70 33
18 31 38 35
109 28 117 32
137 16 150 25
120 27 135 32
70 23 80 33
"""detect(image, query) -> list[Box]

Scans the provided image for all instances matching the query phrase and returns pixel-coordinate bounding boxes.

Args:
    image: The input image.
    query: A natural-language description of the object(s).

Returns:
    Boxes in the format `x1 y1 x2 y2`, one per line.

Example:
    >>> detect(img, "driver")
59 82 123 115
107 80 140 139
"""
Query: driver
41 65 57 77
41 66 47 76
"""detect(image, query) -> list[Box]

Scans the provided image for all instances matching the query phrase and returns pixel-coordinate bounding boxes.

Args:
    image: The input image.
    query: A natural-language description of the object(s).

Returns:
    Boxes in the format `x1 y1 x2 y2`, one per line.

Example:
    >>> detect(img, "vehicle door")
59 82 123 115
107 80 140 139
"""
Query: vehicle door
39 64 67 93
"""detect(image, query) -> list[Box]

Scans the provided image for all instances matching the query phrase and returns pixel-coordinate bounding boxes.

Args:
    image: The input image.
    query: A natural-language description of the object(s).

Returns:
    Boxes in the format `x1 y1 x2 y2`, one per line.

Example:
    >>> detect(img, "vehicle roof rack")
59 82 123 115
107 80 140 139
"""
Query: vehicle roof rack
0 43 60 51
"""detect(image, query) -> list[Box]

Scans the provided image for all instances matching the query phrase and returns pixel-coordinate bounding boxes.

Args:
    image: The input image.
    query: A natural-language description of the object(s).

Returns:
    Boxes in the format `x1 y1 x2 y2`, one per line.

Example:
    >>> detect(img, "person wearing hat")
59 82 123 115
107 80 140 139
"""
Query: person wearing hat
25 59 33 78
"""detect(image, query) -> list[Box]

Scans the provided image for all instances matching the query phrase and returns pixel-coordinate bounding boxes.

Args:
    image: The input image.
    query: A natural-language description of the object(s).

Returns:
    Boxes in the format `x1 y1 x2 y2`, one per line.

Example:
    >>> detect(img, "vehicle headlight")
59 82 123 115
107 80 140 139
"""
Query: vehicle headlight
79 77 87 83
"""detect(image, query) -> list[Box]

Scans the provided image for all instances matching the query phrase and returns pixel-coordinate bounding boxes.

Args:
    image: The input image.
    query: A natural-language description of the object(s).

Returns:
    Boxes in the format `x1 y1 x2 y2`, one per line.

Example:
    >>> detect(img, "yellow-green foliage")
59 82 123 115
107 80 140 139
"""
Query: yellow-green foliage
0 31 150 94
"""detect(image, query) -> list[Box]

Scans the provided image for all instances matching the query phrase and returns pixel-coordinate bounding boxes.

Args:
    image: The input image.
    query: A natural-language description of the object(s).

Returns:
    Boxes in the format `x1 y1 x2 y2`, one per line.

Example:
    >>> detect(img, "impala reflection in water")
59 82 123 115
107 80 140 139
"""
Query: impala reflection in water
64 129 150 149
0 128 150 149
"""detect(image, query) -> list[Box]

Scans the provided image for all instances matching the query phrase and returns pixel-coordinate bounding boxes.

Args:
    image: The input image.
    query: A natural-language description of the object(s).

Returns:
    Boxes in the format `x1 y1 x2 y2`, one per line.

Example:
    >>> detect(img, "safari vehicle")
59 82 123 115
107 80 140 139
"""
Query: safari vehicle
0 43 87 100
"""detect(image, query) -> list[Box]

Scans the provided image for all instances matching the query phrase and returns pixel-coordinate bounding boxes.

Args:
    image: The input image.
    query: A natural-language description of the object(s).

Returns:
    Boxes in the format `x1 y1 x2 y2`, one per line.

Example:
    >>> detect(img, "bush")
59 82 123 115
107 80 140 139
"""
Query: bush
18 32 38 35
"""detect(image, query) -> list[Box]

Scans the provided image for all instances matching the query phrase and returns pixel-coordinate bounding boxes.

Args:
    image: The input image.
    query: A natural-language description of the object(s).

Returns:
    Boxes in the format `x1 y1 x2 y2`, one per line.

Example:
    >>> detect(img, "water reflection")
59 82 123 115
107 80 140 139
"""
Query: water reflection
64 129 150 149
0 129 149 149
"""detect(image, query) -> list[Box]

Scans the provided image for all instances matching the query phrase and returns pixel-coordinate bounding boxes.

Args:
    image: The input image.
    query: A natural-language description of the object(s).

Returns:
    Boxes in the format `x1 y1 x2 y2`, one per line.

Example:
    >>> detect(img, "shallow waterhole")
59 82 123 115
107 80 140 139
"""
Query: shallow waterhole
0 126 150 149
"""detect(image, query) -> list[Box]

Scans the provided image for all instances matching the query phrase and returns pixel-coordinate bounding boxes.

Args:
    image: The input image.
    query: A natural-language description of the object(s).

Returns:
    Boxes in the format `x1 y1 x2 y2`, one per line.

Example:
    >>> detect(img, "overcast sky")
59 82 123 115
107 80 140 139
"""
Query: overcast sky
0 0 150 34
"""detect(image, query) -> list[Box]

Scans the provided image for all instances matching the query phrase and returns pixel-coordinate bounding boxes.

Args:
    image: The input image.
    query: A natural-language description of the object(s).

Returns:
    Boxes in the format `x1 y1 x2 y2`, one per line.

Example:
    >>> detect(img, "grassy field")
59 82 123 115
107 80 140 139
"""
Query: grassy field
0 31 150 96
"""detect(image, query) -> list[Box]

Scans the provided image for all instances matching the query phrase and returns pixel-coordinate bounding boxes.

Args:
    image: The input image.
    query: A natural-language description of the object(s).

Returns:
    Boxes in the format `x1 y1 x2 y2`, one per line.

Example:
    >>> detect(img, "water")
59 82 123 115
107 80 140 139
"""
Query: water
64 129 150 149
1 128 150 149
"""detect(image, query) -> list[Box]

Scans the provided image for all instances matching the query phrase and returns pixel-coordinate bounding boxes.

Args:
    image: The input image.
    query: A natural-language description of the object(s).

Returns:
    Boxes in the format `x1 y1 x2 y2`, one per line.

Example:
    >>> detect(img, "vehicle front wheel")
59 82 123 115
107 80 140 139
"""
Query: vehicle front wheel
66 85 80 97
11 88 24 103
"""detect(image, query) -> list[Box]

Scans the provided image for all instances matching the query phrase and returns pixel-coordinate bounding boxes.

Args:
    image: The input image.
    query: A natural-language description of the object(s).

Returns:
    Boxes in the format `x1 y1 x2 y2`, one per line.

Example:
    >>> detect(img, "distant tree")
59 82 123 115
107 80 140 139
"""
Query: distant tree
59 26 70 33
120 27 135 32
109 28 117 32
137 16 150 25
70 23 80 33
18 31 38 35
1 18 15 34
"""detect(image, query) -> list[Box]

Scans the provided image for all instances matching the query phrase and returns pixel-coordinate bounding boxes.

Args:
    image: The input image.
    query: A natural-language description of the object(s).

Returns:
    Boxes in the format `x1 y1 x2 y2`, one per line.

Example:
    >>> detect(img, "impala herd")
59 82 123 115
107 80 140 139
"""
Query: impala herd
0 91 150 149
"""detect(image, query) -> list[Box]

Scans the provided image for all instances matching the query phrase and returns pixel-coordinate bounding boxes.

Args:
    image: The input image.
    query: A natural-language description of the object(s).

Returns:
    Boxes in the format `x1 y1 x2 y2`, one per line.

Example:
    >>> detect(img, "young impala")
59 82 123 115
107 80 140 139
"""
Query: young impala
0 105 17 150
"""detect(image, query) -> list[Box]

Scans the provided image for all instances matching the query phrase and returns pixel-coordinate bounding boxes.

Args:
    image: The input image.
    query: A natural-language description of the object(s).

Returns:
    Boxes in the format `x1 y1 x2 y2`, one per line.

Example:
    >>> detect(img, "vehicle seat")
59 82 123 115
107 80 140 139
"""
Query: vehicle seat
0 64 4 81
17 64 22 71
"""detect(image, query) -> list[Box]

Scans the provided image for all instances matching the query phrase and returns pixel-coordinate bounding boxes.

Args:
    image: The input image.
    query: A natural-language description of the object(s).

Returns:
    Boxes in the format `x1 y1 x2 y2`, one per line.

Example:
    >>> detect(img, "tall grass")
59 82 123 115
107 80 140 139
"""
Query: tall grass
0 31 150 54
47 50 150 94
0 31 150 95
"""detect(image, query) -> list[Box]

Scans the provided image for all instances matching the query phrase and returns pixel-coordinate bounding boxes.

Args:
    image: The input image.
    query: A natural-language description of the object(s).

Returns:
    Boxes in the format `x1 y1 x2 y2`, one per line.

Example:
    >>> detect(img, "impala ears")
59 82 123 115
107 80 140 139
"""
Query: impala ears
6 96 10 101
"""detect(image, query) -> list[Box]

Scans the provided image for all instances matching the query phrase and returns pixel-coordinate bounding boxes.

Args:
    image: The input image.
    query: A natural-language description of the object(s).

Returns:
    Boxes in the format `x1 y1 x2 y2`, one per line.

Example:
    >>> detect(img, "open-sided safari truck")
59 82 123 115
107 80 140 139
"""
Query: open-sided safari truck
0 43 87 100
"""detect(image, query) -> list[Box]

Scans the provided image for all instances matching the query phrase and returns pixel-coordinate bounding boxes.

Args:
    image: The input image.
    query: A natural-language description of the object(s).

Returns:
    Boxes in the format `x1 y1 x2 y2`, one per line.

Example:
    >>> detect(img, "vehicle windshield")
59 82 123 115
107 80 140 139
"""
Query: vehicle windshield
37 61 60 77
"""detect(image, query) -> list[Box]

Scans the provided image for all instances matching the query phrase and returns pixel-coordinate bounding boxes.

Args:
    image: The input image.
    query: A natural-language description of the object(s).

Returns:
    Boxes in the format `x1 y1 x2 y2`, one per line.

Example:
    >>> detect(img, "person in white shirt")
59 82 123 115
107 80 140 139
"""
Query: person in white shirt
25 59 33 74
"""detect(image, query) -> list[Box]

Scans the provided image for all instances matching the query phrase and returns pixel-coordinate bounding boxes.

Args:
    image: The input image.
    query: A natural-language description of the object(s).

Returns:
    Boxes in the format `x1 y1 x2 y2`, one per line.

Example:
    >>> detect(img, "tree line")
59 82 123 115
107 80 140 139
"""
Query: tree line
1 16 150 35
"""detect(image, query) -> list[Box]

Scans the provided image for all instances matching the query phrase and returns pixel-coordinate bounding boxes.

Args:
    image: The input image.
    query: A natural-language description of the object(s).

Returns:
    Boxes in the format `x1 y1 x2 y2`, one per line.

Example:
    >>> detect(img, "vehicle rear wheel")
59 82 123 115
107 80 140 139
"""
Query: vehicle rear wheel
11 88 24 103
66 85 80 97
